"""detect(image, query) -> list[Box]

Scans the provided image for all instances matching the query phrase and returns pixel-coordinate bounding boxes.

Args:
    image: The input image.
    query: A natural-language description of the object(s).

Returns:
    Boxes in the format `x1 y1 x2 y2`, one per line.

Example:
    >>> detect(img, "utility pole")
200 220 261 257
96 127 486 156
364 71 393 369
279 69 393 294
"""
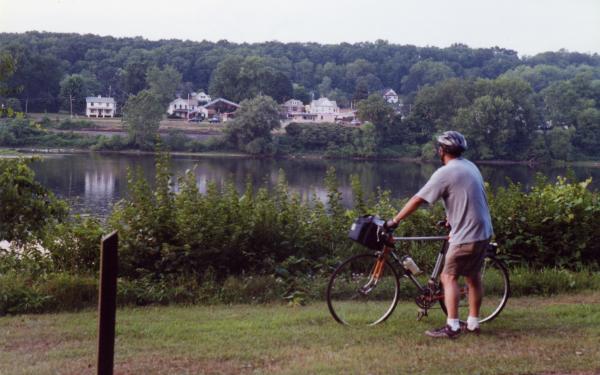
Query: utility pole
187 92 190 120
108 85 112 98
69 94 73 118
25 98 28 114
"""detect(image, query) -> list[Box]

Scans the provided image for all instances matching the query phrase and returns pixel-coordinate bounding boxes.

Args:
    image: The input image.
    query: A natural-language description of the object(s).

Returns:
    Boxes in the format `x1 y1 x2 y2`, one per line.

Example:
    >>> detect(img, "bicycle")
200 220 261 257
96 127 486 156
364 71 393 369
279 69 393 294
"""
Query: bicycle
326 218 510 326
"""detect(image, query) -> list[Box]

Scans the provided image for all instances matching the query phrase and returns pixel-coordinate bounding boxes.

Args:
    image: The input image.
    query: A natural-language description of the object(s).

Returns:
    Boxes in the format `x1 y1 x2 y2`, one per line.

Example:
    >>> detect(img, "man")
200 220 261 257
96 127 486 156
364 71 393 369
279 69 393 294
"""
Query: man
386 131 493 339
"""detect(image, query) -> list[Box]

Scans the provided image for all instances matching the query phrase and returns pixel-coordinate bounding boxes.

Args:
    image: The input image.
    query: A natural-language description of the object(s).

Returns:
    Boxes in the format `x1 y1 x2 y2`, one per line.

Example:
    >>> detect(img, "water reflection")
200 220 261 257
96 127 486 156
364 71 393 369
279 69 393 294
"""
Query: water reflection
30 153 600 218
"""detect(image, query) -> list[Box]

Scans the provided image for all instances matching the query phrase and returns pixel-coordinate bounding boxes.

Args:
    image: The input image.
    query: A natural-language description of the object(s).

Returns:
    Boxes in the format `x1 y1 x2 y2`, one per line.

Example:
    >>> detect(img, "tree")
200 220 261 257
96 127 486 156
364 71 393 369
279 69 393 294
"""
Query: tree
146 65 182 107
573 107 600 156
122 90 164 149
0 51 17 96
224 95 281 155
453 94 535 160
119 61 149 96
0 158 68 244
5 46 64 112
209 56 293 103
292 84 311 104
401 59 456 94
356 94 396 143
59 73 100 113
208 55 243 101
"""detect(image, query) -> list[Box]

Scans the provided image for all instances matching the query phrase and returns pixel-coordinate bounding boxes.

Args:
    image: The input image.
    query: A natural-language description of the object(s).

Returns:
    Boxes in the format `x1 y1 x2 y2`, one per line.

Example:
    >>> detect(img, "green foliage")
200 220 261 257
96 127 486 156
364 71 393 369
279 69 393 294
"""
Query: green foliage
59 73 100 113
209 56 293 103
401 59 456 94
43 217 104 274
224 95 281 154
282 122 378 157
490 176 600 269
122 89 164 149
0 158 68 244
1 152 600 313
146 65 182 107
356 94 396 144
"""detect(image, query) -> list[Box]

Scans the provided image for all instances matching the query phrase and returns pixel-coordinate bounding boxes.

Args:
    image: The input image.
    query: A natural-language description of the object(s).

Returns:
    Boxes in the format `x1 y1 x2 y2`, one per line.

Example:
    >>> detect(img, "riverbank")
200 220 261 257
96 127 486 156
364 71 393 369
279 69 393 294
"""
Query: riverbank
2 292 599 375
7 146 600 167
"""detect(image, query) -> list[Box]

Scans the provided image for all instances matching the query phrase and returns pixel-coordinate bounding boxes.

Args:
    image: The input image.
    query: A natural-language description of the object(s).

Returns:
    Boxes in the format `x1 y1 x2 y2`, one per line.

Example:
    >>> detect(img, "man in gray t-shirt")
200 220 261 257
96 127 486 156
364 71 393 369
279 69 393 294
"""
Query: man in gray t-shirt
385 131 493 339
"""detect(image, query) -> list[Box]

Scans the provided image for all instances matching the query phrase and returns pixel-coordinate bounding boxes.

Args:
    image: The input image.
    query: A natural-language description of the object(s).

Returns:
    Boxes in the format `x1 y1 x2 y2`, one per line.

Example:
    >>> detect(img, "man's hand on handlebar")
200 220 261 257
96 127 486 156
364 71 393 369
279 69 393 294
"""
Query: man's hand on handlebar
384 218 399 230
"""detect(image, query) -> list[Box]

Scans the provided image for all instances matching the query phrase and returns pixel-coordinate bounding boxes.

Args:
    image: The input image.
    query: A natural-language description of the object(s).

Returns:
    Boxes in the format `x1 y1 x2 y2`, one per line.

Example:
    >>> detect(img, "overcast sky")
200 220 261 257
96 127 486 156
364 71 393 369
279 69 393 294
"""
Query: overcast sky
1 0 598 56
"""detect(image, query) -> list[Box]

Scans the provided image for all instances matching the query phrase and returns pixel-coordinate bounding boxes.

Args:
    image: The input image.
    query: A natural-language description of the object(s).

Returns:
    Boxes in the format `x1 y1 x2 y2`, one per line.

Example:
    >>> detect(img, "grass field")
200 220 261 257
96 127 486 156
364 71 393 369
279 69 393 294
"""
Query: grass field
1 292 599 375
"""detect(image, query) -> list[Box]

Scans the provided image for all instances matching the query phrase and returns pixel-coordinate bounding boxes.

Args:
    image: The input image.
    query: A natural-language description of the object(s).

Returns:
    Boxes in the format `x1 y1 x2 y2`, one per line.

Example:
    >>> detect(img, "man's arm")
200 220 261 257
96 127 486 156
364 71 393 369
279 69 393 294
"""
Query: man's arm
391 195 427 225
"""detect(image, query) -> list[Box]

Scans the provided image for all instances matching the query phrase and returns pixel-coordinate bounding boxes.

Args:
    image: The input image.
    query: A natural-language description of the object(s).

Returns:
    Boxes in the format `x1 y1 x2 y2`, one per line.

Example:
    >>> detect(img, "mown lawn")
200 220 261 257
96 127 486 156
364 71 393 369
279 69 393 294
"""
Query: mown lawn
1 292 599 375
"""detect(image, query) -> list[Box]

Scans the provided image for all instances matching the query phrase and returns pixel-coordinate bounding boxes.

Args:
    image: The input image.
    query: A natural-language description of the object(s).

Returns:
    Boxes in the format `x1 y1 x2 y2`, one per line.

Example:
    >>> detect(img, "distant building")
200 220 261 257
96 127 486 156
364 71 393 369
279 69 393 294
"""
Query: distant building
282 99 305 114
381 88 399 104
86 96 116 118
309 97 340 114
167 97 199 119
307 97 340 122
192 92 211 105
203 98 240 122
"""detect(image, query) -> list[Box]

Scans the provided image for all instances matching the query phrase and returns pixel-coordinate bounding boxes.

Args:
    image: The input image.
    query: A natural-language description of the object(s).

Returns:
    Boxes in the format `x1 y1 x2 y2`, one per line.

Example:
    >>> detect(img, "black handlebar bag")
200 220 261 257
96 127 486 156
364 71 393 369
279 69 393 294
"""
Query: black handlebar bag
348 215 386 250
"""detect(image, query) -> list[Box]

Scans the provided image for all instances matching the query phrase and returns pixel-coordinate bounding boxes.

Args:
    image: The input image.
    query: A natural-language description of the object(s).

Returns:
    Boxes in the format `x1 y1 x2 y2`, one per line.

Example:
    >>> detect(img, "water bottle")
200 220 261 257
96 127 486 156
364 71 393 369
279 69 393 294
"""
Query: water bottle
401 256 422 275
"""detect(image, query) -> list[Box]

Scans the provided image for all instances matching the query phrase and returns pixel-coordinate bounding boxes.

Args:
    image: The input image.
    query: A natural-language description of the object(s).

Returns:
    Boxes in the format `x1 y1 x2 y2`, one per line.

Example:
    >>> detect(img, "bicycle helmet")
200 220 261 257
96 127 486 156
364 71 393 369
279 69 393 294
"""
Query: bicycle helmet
436 131 467 155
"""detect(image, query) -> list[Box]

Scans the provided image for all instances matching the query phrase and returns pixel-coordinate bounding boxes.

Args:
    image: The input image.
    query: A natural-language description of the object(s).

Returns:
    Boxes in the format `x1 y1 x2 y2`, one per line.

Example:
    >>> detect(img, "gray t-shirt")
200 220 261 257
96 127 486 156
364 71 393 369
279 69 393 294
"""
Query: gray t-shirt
416 158 493 244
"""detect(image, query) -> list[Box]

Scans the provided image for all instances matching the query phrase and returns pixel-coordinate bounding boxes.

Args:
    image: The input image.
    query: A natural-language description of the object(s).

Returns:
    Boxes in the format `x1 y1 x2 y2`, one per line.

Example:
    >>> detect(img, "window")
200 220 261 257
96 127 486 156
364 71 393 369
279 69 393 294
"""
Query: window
91 102 94 106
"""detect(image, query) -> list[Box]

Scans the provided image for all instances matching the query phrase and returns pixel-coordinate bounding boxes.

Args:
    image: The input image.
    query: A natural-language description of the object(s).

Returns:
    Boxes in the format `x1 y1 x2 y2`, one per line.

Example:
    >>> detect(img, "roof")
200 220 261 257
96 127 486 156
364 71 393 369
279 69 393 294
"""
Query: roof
380 88 398 96
169 98 196 105
86 96 115 103
311 97 338 107
203 98 240 109
284 99 304 106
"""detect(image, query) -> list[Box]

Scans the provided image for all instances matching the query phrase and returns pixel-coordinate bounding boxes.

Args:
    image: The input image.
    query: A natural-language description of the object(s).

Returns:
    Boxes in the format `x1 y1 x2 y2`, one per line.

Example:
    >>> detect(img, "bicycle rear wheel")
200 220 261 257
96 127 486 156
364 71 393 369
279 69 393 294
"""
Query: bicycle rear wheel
440 256 510 323
327 253 400 326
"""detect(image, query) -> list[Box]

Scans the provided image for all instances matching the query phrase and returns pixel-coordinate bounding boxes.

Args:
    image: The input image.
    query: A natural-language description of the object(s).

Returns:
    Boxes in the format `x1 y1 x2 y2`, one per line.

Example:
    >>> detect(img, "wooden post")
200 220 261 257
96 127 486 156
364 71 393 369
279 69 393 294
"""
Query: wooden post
97 231 118 375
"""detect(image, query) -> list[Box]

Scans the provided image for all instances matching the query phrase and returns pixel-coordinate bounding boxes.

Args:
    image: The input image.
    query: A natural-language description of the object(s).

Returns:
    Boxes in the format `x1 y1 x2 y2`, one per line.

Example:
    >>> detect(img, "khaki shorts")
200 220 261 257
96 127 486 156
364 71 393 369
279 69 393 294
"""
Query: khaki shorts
443 240 488 277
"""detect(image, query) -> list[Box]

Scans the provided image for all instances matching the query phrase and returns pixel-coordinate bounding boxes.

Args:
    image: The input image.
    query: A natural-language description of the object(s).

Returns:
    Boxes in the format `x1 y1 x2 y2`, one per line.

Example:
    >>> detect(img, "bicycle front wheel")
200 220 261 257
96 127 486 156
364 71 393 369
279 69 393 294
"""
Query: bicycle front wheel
327 253 400 326
440 256 510 323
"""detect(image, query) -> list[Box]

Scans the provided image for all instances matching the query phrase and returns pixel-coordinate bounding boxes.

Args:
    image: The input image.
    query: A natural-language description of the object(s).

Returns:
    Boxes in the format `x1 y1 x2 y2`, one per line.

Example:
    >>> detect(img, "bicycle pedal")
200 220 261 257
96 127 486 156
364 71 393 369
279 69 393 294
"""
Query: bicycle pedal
416 309 428 321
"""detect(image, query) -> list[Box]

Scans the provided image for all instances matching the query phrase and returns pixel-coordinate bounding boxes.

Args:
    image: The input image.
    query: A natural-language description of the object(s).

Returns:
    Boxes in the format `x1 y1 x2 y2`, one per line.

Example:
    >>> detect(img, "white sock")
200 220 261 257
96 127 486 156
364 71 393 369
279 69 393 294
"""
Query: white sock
467 316 479 330
447 318 460 331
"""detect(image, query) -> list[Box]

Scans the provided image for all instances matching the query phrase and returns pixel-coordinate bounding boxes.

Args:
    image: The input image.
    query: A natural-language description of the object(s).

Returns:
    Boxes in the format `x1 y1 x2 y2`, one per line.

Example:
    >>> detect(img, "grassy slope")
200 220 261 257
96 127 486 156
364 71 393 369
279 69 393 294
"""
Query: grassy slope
1 292 599 375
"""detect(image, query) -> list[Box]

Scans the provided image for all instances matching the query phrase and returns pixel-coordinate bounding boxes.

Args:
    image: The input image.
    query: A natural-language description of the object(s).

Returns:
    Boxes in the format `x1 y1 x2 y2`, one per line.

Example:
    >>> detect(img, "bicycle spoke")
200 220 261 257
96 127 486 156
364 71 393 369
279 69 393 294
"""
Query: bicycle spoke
327 254 400 326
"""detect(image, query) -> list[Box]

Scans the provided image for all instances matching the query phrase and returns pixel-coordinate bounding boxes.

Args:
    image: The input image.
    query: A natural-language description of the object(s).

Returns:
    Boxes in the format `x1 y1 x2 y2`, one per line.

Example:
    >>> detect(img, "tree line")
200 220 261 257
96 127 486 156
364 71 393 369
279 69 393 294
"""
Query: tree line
0 32 599 159
1 31 598 111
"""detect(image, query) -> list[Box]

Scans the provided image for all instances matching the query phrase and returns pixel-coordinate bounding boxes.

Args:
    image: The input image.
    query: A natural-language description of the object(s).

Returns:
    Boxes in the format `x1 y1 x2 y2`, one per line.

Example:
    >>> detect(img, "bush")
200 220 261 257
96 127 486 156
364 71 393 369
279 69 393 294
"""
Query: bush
38 273 97 311
490 175 600 269
43 217 104 274
56 119 96 130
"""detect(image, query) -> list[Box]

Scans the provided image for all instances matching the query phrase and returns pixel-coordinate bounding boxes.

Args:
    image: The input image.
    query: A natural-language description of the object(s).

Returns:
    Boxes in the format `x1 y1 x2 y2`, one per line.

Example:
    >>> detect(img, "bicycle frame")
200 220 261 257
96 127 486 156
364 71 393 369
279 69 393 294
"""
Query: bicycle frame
386 235 449 294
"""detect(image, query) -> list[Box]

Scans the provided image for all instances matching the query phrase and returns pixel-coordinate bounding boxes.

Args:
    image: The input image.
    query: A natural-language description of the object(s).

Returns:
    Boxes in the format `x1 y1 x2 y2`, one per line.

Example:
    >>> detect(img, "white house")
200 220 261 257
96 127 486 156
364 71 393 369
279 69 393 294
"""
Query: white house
86 96 116 118
306 97 340 122
282 99 305 114
381 88 399 104
167 97 200 118
309 97 340 114
167 92 213 119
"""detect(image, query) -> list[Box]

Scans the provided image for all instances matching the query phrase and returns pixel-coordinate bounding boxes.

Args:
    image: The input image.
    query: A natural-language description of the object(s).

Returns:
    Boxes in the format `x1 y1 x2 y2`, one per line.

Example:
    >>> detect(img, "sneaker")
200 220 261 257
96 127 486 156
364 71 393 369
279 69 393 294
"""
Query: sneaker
459 321 481 335
425 325 461 339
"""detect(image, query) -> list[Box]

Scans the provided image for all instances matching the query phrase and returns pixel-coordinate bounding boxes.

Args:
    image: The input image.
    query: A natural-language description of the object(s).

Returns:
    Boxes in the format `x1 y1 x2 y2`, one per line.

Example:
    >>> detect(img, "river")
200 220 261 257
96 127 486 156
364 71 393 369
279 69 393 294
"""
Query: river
29 152 600 218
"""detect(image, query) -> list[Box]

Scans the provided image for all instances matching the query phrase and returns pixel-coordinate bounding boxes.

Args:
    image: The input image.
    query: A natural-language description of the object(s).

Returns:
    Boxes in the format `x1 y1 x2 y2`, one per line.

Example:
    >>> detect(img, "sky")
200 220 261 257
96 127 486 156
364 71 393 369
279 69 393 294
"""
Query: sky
1 0 599 56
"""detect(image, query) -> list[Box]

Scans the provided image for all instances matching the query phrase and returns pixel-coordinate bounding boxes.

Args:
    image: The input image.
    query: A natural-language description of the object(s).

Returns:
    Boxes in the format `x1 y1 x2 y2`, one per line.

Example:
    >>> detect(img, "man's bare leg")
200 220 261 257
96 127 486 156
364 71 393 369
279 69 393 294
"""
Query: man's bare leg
425 272 462 337
441 272 460 322
465 272 483 331
465 272 483 317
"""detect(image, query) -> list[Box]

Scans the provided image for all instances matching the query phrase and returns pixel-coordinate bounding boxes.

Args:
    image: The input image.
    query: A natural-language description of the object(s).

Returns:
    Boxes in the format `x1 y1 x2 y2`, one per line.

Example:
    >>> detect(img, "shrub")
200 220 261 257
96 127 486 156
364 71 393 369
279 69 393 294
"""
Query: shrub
490 175 600 269
43 217 104 274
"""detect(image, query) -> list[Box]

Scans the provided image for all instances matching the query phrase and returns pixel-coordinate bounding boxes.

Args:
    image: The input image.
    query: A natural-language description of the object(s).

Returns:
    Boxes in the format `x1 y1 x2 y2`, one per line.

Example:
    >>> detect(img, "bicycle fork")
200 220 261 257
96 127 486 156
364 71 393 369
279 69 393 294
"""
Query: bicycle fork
360 248 391 294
